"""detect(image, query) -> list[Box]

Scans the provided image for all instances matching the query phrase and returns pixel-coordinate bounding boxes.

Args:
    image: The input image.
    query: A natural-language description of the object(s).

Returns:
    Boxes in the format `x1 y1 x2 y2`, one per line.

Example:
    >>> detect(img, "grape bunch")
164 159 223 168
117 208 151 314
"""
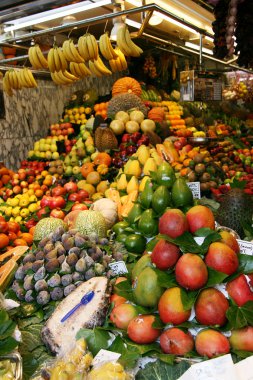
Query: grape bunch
12 227 125 307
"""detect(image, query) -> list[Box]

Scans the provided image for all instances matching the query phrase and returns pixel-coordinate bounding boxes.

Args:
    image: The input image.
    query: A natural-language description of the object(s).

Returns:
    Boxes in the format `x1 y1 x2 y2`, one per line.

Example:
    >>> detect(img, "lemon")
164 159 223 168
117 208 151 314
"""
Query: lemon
15 216 22 223
12 206 21 217
20 208 30 218
29 195 37 203
28 203 38 213
5 207 13 217
19 198 30 207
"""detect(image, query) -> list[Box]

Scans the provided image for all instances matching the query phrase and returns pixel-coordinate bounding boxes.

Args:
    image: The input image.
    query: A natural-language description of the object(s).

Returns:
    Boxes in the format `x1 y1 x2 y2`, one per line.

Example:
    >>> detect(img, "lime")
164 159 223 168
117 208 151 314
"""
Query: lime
112 221 129 235
125 234 146 254
116 233 130 244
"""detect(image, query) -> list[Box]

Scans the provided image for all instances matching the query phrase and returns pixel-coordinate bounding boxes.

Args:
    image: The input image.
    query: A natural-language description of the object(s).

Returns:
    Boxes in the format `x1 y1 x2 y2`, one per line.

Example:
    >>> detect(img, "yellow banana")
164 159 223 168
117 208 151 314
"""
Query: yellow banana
9 70 18 89
34 44 48 68
63 69 78 81
53 47 61 72
62 40 74 61
109 59 118 73
69 40 84 63
116 25 132 56
115 57 123 71
78 62 91 76
56 47 68 71
69 62 80 78
14 70 22 89
56 70 73 84
28 46 40 69
87 34 98 60
51 72 63 85
88 60 102 77
115 47 128 70
18 69 27 87
3 72 13 96
47 48 56 72
99 33 118 60
24 68 37 88
94 56 112 75
77 36 90 61
124 27 143 57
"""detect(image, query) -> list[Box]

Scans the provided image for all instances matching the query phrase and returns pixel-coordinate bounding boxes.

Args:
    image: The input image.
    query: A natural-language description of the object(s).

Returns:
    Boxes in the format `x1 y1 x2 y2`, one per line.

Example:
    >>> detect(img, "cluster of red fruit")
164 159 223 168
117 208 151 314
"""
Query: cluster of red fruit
50 122 75 137
64 138 77 153
20 160 49 174
0 217 33 250
112 132 150 168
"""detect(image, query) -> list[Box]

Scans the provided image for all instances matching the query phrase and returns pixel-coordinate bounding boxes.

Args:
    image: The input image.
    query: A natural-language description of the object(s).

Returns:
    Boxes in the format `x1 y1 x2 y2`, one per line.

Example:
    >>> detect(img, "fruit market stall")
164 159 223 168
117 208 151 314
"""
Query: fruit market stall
0 0 253 379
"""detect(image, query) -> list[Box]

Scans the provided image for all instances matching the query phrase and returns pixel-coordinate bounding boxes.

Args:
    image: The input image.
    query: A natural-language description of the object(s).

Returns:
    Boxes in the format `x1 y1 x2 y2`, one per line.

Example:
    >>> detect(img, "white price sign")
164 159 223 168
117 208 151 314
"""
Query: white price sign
187 182 201 199
109 261 128 275
237 240 253 255
92 349 121 366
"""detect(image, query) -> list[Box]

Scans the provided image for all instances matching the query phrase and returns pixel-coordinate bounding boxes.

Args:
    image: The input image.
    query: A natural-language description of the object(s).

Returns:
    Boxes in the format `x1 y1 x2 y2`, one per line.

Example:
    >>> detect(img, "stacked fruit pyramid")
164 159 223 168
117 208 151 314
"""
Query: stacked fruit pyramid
0 75 253 380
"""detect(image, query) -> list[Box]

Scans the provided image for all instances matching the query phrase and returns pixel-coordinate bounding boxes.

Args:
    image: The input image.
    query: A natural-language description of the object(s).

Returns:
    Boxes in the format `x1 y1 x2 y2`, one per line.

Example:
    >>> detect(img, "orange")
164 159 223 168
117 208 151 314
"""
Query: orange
0 233 10 249
29 226 36 236
86 171 101 186
80 162 94 178
19 232 33 246
13 238 28 247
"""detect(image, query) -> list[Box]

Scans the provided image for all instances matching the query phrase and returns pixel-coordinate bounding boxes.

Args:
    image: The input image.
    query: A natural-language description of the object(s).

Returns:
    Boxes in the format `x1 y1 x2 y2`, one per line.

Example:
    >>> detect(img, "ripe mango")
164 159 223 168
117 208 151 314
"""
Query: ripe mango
139 176 150 192
133 267 163 307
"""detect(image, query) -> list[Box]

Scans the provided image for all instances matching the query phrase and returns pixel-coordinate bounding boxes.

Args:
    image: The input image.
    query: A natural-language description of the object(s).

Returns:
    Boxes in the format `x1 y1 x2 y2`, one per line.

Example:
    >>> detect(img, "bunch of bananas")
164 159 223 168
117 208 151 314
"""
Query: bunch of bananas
117 25 143 57
62 39 84 63
47 46 68 72
69 62 91 78
99 32 118 60
77 33 98 61
88 56 112 77
28 44 48 69
51 70 78 85
3 69 37 96
109 47 128 72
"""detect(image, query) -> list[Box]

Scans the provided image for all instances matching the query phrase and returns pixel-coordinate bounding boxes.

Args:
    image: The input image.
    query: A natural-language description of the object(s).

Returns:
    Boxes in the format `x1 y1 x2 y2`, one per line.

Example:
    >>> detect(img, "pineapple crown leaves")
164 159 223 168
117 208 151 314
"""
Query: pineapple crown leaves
230 178 247 189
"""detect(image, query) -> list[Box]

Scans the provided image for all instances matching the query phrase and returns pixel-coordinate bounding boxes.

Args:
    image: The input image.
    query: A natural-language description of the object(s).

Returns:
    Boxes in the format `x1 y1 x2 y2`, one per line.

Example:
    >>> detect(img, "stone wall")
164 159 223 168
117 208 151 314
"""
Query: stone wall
0 73 120 170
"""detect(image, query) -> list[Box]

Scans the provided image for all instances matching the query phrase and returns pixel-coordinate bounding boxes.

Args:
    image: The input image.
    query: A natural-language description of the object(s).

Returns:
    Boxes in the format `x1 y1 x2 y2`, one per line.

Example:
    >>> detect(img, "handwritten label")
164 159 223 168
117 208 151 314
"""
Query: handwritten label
109 261 128 275
178 354 237 380
237 239 253 255
235 356 253 380
187 182 201 199
92 349 121 367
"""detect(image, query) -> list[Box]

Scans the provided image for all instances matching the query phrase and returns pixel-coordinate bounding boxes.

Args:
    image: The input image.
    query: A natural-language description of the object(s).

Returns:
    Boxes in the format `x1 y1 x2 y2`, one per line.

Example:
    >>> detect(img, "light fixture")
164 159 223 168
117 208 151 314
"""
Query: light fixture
150 11 199 35
185 41 213 55
61 15 77 26
149 14 163 26
125 19 142 29
4 0 112 32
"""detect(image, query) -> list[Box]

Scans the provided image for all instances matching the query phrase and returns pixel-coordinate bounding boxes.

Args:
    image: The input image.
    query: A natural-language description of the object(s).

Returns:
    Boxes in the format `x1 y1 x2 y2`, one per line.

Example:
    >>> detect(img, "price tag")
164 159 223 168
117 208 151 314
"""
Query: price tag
237 240 253 256
92 349 121 367
194 237 205 246
109 261 128 275
178 354 237 380
235 356 253 380
187 182 201 199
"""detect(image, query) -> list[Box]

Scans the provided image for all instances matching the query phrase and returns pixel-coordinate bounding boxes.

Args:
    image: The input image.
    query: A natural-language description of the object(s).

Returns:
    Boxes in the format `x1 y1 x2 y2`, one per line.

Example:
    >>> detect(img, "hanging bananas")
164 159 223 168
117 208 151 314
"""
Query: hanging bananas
62 40 84 63
109 47 128 72
117 25 143 57
77 34 98 61
88 55 112 77
69 62 91 78
51 70 78 85
28 44 48 69
99 32 118 61
3 69 37 95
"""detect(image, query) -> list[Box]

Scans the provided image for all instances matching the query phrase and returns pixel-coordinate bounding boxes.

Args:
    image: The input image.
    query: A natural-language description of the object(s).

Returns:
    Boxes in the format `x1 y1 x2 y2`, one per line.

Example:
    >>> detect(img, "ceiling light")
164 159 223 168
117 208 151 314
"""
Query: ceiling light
149 15 163 26
185 41 213 55
151 11 199 35
205 35 214 42
61 15 77 26
125 19 142 28
4 0 111 32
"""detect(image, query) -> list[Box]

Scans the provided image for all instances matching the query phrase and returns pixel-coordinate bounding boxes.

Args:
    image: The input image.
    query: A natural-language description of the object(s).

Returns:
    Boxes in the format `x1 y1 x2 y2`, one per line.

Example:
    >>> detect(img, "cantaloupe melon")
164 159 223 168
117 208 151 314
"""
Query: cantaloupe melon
73 210 107 238
33 217 67 241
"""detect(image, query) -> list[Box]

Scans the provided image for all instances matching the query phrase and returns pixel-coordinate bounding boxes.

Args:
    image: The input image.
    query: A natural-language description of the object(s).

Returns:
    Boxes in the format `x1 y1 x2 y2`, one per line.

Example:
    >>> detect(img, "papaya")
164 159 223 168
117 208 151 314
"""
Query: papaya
139 179 154 209
152 185 171 214
131 254 152 281
171 177 193 207
138 209 158 237
156 162 176 189
133 267 164 307
126 203 143 225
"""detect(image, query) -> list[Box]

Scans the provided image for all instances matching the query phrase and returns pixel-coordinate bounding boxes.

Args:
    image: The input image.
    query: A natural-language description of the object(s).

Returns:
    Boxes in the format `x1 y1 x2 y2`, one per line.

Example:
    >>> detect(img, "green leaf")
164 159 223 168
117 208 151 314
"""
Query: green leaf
194 228 216 237
0 309 9 323
22 354 40 380
199 231 221 254
172 232 201 254
231 179 246 189
240 301 253 326
152 316 165 329
135 359 191 380
240 220 253 239
180 288 199 310
232 350 253 359
63 200 75 212
0 336 18 355
124 338 161 355
153 268 177 288
196 197 220 212
206 267 228 287
226 305 247 329
114 279 135 303
146 237 160 253
239 254 253 274
109 335 140 368
152 353 175 364
0 320 16 340
76 328 110 356
19 323 44 353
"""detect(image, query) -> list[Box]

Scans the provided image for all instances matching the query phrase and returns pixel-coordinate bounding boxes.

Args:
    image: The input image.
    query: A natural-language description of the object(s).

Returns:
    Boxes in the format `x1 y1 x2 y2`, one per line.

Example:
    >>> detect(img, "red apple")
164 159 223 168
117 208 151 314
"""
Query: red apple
159 209 188 238
151 239 180 270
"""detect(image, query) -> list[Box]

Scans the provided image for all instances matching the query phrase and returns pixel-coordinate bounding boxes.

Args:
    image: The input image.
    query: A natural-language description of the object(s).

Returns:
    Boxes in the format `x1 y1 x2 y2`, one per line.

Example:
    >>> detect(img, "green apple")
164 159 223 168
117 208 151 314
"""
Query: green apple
52 152 60 160
65 166 73 176
73 166 81 175
45 151 52 160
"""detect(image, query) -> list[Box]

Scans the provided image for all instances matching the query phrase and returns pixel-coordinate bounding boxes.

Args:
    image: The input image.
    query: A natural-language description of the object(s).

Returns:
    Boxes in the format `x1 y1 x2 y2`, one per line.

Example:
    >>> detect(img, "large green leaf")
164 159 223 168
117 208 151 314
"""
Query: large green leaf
180 288 199 310
206 267 228 287
76 328 110 356
135 359 191 380
238 254 253 274
0 336 18 355
114 279 135 303
109 335 140 368
153 268 177 288
0 320 16 340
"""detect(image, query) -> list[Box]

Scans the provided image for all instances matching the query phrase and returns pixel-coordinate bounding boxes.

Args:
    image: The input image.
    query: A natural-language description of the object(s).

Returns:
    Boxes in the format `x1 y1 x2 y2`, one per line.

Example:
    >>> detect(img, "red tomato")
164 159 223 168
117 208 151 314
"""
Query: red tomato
127 315 161 344
0 220 8 233
7 221 20 234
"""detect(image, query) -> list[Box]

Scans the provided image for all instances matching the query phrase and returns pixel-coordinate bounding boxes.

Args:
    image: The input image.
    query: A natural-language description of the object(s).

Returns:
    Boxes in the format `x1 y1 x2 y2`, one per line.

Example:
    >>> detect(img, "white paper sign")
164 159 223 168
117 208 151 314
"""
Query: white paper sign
235 356 253 380
92 349 121 366
109 261 128 275
237 240 253 255
178 354 237 380
194 237 205 246
187 182 201 199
